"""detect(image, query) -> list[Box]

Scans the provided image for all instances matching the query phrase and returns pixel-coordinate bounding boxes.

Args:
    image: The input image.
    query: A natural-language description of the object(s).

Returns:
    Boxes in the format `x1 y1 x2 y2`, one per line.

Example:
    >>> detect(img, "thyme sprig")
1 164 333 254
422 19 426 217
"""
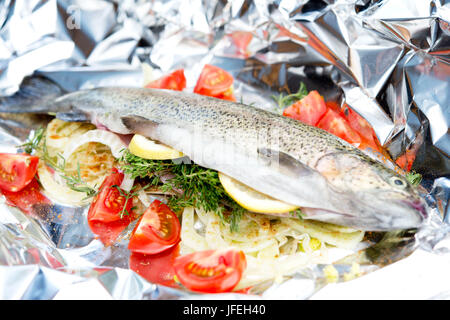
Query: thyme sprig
19 127 45 154
111 184 152 219
53 155 98 199
272 82 308 114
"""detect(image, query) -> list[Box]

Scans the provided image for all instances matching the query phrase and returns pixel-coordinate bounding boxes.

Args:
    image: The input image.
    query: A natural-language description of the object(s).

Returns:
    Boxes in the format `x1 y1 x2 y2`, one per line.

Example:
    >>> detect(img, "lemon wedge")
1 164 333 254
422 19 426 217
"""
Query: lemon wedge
128 134 184 160
218 172 299 214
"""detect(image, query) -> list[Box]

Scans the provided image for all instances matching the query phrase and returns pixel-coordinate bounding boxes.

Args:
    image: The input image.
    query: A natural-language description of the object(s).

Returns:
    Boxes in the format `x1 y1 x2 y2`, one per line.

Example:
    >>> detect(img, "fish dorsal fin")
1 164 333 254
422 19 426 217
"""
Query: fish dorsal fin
257 148 316 178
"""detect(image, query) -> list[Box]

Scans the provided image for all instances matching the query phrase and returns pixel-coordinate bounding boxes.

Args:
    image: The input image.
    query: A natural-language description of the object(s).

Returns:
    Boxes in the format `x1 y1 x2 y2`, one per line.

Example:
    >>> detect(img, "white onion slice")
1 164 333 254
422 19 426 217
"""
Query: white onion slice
60 129 134 191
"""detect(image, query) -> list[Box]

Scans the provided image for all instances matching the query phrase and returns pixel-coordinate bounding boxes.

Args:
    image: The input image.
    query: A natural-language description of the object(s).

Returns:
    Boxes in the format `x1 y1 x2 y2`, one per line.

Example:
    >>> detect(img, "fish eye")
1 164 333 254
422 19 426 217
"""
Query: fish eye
389 176 407 188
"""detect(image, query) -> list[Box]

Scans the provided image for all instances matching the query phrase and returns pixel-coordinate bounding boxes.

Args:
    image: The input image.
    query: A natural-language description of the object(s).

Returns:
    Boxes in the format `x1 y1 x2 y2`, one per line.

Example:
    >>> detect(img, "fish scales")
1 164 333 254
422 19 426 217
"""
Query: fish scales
67 88 352 164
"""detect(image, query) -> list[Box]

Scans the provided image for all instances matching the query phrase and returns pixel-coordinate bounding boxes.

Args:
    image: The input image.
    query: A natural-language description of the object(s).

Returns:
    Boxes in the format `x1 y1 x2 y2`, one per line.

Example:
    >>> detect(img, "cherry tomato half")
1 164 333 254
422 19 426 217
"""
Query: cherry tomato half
194 64 234 98
128 199 181 255
0 153 39 192
129 244 181 289
341 105 381 152
230 31 253 56
87 168 134 245
317 108 362 146
146 69 186 91
214 87 237 102
173 248 246 293
395 149 416 172
282 90 327 126
2 178 50 216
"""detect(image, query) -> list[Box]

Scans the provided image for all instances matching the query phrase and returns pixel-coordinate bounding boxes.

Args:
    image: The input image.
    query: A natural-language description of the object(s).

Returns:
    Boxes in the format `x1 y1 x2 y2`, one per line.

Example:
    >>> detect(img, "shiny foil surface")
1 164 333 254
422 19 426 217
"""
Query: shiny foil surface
0 0 448 299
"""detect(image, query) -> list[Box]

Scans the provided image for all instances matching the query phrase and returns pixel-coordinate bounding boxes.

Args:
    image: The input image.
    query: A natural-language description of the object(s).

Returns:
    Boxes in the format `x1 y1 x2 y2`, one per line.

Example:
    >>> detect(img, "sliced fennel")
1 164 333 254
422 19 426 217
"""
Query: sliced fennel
40 122 136 204
286 218 365 249
45 119 96 157
62 129 127 160
180 207 209 252
60 129 134 191
179 206 365 291
38 163 91 206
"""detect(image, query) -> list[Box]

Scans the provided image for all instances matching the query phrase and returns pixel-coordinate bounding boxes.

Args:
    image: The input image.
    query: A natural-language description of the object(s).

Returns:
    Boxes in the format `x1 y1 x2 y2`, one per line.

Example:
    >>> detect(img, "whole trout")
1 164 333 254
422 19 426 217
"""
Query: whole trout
2 85 427 231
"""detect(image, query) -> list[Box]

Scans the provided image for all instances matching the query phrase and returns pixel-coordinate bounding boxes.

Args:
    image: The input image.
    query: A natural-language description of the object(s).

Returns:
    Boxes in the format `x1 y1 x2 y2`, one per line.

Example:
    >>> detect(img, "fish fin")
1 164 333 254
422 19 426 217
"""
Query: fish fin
0 76 65 114
121 115 159 137
257 148 316 178
56 111 90 122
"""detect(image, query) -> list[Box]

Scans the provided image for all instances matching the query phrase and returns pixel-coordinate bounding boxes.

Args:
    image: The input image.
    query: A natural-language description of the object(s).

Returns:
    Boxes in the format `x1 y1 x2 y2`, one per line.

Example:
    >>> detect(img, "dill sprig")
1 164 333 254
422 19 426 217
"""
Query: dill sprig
119 149 245 231
272 82 308 114
406 171 422 186
289 208 304 220
118 149 174 181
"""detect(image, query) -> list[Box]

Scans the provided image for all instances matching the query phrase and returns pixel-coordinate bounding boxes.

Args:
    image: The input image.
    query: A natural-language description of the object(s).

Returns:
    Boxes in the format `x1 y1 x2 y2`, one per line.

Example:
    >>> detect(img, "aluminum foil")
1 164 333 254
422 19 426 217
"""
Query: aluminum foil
0 0 449 300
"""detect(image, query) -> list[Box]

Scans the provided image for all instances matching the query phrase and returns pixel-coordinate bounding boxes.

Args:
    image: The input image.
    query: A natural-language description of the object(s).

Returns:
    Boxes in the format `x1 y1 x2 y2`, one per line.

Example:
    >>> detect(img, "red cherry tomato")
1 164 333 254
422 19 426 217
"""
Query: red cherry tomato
282 90 327 126
2 178 50 215
317 108 362 146
341 105 381 152
230 31 253 56
173 248 246 293
395 149 416 172
194 64 235 98
325 101 341 112
128 199 181 255
214 87 237 101
0 153 39 192
129 244 181 289
87 168 134 245
146 69 186 91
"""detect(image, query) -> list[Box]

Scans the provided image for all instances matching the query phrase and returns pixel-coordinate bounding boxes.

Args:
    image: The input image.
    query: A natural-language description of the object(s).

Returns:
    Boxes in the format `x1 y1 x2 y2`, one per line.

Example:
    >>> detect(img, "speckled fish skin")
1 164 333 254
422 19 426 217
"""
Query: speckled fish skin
30 87 428 230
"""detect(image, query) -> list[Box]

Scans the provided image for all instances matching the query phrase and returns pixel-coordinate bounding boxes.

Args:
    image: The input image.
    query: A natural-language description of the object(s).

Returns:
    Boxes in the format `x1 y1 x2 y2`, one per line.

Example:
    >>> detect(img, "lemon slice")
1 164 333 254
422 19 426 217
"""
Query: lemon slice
128 134 184 160
218 172 299 214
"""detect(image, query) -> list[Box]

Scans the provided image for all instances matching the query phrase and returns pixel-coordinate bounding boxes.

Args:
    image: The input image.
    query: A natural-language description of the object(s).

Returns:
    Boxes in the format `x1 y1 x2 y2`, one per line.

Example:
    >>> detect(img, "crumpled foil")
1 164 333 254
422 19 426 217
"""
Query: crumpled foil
0 0 449 300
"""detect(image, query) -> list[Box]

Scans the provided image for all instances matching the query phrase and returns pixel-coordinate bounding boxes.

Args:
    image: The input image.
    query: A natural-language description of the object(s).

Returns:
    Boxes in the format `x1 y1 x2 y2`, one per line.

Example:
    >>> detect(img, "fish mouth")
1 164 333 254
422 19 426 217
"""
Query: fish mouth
360 197 427 231
402 199 428 219
300 196 427 231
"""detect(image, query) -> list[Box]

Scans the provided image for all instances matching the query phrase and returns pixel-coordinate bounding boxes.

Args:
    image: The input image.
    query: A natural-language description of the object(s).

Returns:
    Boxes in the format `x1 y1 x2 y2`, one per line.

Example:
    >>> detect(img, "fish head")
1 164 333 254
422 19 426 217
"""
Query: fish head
315 152 427 231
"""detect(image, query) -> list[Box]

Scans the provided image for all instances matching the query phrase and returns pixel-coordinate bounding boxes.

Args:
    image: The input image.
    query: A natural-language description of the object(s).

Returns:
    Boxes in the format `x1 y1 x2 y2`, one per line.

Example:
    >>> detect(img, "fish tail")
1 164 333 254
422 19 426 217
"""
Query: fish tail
0 76 66 114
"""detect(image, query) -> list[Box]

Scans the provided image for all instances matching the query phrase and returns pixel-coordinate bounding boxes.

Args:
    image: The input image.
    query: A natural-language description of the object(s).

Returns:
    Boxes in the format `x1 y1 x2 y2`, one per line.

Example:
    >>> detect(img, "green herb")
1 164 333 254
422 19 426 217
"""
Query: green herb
111 184 150 219
406 171 422 186
43 145 99 199
239 96 256 107
119 149 244 231
118 149 174 180
272 82 308 114
19 127 45 154
25 128 99 199
289 208 304 220
59 160 98 198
